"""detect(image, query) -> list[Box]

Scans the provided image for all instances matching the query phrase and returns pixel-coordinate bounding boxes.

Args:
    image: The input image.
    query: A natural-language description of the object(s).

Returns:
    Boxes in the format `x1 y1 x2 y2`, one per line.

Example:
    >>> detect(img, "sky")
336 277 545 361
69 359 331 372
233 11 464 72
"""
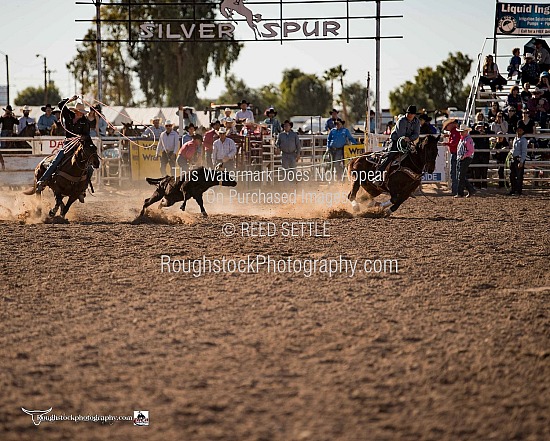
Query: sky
0 0 546 111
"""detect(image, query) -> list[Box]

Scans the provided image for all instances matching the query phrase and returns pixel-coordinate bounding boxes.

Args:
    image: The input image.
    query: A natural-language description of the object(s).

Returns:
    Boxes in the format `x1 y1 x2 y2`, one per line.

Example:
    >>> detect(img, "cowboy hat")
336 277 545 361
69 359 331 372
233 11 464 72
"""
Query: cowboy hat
2 105 14 112
224 107 231 113
525 53 534 59
150 116 162 123
217 127 227 134
69 102 89 114
21 105 31 112
405 105 418 114
238 99 249 105
282 120 294 128
41 103 53 112
442 117 457 130
265 107 277 116
329 108 338 114
164 119 174 126
185 123 196 130
210 120 221 127
458 123 472 132
336 118 346 125
418 113 432 122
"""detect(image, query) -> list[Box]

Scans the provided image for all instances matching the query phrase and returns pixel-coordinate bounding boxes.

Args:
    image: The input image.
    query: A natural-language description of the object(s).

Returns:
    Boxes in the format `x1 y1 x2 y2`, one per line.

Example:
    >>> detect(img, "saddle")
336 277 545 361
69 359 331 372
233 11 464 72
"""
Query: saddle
366 150 421 189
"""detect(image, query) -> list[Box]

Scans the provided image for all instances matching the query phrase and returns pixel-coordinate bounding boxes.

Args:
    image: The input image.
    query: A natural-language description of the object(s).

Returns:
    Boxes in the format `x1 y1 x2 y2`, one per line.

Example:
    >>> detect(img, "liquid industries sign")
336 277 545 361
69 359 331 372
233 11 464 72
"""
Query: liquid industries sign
496 2 550 35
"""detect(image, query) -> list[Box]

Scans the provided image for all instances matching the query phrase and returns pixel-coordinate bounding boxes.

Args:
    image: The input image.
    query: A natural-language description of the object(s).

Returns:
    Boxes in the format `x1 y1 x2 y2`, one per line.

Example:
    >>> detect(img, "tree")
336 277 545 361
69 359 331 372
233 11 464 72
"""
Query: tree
333 64 349 124
278 69 331 119
216 75 277 119
14 83 62 106
68 1 243 106
341 81 372 124
389 52 473 116
323 67 340 108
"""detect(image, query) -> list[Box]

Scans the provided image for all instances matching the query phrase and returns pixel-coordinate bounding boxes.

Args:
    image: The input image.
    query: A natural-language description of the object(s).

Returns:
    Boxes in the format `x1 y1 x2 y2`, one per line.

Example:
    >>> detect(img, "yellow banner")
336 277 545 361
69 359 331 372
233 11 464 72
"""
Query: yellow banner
130 140 161 180
344 143 366 166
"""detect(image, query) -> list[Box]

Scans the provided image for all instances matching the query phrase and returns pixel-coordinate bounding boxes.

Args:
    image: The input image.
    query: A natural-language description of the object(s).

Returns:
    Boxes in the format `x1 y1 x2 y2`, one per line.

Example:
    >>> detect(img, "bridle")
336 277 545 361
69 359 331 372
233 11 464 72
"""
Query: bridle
72 138 100 171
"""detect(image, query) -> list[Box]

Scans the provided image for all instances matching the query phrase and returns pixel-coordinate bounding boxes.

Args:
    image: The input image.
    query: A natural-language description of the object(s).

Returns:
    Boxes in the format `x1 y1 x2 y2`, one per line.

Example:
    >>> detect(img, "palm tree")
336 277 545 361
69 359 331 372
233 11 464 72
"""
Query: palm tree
334 65 349 124
323 67 340 109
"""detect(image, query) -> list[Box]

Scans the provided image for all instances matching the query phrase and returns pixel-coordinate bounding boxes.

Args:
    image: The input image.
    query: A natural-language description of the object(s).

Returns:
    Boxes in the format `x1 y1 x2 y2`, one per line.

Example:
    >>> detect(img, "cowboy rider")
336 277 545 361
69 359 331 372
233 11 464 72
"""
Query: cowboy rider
36 96 93 200
372 105 420 186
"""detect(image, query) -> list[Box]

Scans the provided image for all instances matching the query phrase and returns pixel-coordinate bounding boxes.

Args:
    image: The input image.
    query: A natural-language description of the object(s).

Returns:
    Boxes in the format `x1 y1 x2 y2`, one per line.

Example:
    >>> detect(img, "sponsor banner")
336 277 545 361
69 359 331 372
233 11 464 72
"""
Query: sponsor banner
130 140 160 180
32 137 101 155
496 3 550 35
344 143 366 167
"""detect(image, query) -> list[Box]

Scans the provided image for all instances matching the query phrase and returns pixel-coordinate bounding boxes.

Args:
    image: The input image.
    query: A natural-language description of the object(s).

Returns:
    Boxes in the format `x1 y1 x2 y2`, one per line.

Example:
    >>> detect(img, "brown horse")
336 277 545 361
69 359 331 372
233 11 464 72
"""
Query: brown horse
347 135 440 216
24 137 100 219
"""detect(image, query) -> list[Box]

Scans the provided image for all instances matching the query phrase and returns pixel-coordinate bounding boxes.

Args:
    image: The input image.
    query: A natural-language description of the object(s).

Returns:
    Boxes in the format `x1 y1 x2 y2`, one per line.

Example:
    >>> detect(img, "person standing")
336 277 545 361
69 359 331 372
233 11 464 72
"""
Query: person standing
275 120 301 175
419 113 437 134
325 109 339 131
202 121 220 168
507 124 528 196
235 99 254 123
493 132 509 189
143 116 165 140
442 118 460 195
454 124 476 198
263 107 282 135
0 105 19 153
212 127 237 170
176 106 198 136
327 118 358 180
154 120 179 176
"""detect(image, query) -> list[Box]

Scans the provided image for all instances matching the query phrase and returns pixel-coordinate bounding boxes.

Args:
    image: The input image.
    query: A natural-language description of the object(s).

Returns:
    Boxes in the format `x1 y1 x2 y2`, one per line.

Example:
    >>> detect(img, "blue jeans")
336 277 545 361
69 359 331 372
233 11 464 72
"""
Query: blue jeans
328 148 344 179
450 153 458 195
1 129 12 149
40 150 65 183
281 153 297 170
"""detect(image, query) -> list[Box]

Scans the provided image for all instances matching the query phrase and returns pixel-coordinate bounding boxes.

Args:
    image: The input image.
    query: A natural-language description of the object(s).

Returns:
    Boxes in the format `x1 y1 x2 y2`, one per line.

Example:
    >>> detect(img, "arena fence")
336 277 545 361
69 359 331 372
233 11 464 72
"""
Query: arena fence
1 132 549 190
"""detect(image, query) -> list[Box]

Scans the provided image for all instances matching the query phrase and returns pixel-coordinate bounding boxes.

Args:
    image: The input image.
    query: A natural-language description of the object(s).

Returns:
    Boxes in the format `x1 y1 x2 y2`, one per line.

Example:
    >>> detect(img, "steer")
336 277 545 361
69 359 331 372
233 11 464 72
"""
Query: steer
140 167 237 217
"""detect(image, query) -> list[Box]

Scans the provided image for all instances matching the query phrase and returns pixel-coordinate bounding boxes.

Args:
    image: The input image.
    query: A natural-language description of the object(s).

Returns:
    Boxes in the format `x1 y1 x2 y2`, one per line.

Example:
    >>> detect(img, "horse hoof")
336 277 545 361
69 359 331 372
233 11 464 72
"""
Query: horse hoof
351 200 360 212
383 209 392 218
48 210 55 217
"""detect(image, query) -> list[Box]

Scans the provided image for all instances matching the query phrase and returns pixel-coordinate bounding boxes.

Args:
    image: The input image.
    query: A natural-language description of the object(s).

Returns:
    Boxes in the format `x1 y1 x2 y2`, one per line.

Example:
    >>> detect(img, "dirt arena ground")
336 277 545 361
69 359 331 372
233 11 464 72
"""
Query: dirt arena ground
1 184 549 440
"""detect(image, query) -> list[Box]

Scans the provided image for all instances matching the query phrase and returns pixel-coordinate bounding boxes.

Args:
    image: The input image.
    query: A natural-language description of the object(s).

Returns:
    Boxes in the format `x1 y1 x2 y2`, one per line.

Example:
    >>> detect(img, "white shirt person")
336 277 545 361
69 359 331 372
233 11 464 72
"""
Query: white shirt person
212 127 237 169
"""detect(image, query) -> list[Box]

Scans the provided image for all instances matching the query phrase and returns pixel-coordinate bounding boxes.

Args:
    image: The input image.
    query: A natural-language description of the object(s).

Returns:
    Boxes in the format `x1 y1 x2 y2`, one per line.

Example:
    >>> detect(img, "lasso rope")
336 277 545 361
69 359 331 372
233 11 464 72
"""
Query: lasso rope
82 97 159 149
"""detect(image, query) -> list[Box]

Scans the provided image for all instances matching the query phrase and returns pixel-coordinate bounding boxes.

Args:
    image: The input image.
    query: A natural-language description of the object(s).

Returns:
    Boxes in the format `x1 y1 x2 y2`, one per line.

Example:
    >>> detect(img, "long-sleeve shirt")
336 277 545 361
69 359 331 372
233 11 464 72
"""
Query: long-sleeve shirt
0 115 18 132
390 115 420 143
176 110 198 136
511 135 528 162
212 137 237 163
156 130 179 155
37 114 58 131
445 127 460 154
325 118 337 131
177 140 199 160
490 120 508 134
457 134 475 159
276 130 301 155
236 109 254 122
143 125 165 139
327 127 357 149
17 116 36 133
263 117 282 135
58 98 91 139
202 129 218 152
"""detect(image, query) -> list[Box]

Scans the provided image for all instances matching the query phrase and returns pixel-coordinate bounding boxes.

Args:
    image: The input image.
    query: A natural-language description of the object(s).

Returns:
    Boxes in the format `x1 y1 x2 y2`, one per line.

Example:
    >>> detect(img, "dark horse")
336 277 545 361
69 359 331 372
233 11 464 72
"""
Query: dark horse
24 137 100 219
347 135 440 216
